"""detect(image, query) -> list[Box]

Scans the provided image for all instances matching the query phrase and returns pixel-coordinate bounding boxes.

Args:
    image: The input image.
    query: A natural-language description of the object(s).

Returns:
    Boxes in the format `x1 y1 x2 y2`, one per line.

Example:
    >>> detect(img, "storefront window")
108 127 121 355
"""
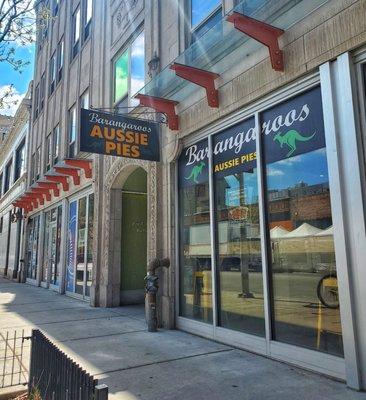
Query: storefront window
86 194 94 297
213 117 265 336
66 194 94 298
26 216 40 280
262 86 343 356
76 197 86 295
179 139 212 323
178 85 343 358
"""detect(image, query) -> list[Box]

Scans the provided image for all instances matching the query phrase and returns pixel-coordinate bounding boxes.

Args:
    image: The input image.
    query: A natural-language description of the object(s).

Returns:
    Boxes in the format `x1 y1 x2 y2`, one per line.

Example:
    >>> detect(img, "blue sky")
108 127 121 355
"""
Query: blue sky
0 44 35 115
224 148 329 206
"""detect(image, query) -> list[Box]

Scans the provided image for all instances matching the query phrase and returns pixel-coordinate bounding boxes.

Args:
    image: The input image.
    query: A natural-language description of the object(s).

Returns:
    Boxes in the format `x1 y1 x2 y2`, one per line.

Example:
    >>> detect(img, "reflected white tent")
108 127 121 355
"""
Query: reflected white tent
270 226 289 239
315 226 333 236
284 223 323 238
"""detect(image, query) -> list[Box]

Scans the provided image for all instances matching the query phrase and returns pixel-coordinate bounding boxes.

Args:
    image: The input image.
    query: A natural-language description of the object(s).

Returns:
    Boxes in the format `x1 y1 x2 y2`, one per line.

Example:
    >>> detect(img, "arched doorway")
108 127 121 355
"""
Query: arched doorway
120 167 147 305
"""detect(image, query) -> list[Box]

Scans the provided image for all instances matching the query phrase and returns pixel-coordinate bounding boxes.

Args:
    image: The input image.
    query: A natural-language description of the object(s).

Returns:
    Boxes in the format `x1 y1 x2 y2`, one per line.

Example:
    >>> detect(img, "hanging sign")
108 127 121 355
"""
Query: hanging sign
79 109 160 161
179 86 325 182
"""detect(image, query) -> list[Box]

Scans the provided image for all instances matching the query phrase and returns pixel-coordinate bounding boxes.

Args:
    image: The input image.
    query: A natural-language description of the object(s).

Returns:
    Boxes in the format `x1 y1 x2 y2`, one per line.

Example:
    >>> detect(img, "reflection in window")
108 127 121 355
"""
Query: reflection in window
179 140 212 323
76 197 87 295
86 194 94 297
130 32 145 106
263 87 343 356
191 0 221 27
114 51 128 103
215 170 265 335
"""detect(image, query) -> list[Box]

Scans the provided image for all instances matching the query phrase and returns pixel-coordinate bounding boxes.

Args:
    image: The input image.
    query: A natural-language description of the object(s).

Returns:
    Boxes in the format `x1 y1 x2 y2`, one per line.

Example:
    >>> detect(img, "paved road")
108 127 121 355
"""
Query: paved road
1 277 365 400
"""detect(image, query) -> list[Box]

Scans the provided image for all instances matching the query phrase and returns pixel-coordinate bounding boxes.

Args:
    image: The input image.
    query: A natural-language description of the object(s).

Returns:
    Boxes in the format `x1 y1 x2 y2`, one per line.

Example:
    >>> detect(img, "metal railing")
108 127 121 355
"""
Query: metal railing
29 330 107 400
0 329 30 389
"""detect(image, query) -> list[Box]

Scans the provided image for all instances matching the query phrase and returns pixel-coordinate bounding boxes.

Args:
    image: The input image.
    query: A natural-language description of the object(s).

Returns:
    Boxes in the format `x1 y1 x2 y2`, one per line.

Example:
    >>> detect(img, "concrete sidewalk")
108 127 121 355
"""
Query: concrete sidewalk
1 278 365 400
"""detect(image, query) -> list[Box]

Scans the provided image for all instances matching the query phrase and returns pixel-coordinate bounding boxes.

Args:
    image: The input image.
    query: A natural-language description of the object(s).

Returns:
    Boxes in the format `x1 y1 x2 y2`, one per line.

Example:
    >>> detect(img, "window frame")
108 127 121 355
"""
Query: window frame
189 0 222 44
83 0 92 41
53 124 60 164
45 133 52 171
113 29 145 108
72 7 81 59
57 37 64 83
3 159 13 194
49 52 56 95
14 139 26 182
68 105 77 158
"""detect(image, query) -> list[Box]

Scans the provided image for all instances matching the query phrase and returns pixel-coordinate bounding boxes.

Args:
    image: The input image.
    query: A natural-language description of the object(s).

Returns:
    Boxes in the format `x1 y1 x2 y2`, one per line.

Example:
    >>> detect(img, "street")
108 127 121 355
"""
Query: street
1 277 365 400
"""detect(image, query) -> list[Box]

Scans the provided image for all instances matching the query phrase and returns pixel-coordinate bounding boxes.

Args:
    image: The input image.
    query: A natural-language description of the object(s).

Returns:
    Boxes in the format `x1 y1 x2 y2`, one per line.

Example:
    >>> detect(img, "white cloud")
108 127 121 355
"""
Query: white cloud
0 85 26 116
267 168 285 176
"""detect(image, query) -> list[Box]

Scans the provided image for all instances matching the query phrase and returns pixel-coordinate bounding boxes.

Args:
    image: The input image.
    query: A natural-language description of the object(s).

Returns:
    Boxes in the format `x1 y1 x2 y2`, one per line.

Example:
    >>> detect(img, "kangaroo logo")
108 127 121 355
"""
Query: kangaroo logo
185 161 205 184
273 129 316 157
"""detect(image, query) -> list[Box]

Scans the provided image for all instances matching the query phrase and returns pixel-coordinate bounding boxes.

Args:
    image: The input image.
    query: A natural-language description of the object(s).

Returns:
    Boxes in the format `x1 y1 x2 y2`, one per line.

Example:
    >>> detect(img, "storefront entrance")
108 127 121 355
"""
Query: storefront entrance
120 168 147 305
176 81 353 380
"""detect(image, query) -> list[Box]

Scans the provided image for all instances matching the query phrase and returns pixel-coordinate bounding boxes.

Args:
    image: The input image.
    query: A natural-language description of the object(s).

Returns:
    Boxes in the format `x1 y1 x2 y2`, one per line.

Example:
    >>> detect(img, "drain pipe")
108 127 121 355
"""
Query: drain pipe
145 258 170 332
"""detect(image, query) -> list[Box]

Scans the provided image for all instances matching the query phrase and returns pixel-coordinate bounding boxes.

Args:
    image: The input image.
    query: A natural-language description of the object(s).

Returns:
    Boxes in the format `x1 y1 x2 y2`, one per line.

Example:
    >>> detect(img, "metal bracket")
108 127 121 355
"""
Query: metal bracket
38 182 60 197
45 174 69 192
170 63 220 108
226 12 284 72
54 167 80 186
31 188 51 202
65 159 92 179
135 94 179 131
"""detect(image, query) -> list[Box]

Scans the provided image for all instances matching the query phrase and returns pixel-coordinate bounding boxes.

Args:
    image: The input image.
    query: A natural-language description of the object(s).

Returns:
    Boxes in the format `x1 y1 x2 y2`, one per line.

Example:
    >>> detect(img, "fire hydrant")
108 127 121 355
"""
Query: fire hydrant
145 257 170 332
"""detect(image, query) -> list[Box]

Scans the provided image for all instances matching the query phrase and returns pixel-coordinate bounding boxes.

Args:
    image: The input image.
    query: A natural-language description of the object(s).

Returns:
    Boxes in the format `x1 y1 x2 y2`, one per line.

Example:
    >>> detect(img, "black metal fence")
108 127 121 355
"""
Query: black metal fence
29 330 106 400
0 329 30 389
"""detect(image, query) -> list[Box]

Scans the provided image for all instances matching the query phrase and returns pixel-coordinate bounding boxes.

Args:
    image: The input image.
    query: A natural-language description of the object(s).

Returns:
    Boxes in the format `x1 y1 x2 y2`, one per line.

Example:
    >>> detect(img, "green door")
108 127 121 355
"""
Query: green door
121 192 147 304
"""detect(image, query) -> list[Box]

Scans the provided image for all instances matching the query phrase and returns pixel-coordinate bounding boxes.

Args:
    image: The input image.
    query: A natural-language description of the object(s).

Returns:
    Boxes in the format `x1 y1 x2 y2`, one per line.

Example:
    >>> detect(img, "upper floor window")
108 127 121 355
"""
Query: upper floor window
72 7 81 59
36 147 41 180
81 89 89 109
84 0 92 40
53 0 59 16
45 134 52 171
34 84 40 119
57 38 64 82
190 0 221 43
114 31 145 108
40 73 46 110
0 173 3 198
49 52 56 95
3 159 13 194
53 125 60 164
14 140 26 181
69 105 77 158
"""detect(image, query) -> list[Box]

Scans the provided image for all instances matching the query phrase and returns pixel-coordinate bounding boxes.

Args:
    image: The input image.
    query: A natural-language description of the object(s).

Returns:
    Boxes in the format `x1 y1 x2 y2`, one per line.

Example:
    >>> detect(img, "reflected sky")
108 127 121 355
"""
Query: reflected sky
223 149 329 206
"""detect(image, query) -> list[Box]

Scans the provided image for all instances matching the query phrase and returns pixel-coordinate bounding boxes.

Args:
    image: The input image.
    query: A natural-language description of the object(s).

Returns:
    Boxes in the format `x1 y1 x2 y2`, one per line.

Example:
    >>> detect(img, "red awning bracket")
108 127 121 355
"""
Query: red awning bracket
170 63 220 108
226 12 284 72
65 159 92 179
54 167 80 186
38 182 60 197
45 174 69 192
135 94 179 131
32 188 51 202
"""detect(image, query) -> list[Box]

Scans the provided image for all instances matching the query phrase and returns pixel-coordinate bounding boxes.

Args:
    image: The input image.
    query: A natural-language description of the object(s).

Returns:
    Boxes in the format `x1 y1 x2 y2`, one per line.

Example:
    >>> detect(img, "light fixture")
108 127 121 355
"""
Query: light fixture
148 52 160 78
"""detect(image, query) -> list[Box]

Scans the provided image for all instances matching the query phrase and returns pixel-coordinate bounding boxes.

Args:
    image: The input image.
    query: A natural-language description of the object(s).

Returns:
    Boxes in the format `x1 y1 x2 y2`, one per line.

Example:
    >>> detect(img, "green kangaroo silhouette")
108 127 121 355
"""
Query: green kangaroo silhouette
273 130 316 157
185 161 205 184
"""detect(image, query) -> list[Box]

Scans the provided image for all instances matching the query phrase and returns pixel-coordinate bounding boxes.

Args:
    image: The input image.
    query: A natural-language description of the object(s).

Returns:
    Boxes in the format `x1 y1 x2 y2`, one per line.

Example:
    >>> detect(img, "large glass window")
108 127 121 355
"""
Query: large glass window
3 159 12 193
69 105 77 158
66 195 94 298
178 139 212 323
262 86 343 356
213 118 265 336
178 85 343 358
191 0 221 28
26 216 40 280
72 7 81 58
14 140 26 181
114 31 145 107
